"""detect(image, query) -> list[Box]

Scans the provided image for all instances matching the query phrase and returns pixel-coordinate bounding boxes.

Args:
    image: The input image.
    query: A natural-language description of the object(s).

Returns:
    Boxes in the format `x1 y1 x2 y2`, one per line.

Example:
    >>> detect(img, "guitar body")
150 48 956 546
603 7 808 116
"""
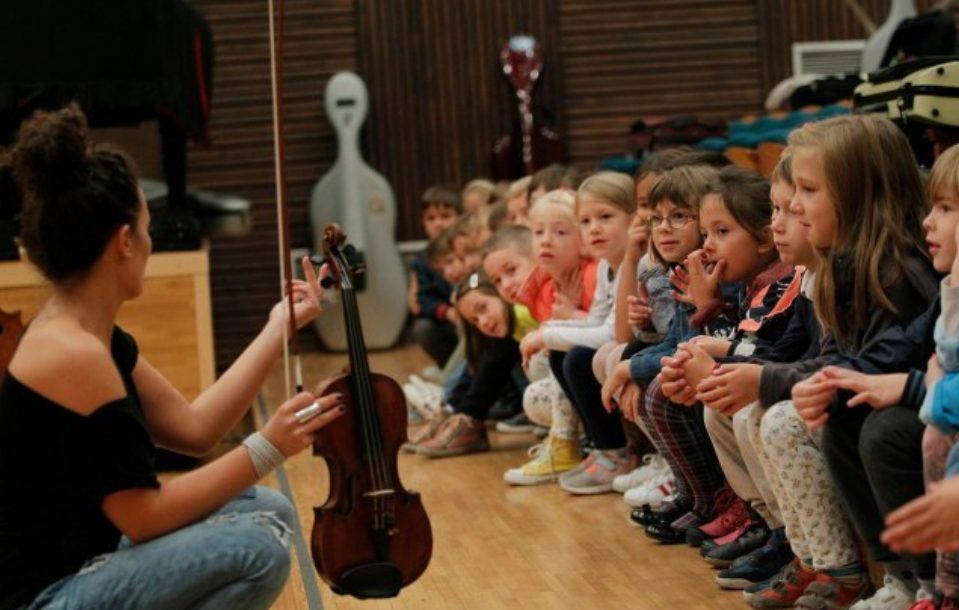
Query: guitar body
310 72 406 351
490 34 566 180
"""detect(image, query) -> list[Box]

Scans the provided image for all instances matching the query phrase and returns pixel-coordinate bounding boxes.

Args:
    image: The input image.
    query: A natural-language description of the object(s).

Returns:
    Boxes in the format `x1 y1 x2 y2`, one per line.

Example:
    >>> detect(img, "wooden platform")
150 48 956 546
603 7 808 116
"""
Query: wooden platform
256 345 746 610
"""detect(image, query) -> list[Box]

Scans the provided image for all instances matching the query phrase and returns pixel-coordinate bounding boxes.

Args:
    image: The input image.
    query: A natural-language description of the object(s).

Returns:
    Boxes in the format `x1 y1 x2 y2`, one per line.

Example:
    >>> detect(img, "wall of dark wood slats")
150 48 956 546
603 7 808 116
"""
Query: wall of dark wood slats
186 0 957 369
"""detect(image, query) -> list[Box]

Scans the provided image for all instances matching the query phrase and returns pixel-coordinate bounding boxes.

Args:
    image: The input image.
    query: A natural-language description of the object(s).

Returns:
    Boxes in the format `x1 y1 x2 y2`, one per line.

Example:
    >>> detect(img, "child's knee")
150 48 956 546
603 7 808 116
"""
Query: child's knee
759 400 798 453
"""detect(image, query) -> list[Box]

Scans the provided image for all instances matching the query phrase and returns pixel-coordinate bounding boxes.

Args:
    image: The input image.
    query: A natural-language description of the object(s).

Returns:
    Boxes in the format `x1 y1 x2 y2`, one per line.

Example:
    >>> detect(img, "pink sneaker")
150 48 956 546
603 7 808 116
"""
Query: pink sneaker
558 449 638 495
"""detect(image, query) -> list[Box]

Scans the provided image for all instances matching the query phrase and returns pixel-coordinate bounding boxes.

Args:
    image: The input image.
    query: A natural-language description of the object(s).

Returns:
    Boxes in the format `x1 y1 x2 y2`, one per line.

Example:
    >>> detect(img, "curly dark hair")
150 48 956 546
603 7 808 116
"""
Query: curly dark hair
5 103 140 282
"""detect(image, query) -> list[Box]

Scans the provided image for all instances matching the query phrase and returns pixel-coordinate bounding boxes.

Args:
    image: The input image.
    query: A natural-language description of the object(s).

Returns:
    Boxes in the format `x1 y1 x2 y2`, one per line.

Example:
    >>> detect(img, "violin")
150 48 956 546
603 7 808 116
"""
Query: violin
309 224 432 599
490 34 566 180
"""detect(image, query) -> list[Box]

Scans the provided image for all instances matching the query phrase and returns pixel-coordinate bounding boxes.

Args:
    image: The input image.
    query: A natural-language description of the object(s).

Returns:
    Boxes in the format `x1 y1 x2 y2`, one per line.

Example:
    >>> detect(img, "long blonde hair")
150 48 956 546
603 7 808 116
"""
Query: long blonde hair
576 171 636 215
788 114 927 347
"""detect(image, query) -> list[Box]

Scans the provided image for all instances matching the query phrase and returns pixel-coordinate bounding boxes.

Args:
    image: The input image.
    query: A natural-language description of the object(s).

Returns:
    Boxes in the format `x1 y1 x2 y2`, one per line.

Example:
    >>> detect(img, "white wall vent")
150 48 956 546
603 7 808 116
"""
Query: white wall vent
792 40 866 76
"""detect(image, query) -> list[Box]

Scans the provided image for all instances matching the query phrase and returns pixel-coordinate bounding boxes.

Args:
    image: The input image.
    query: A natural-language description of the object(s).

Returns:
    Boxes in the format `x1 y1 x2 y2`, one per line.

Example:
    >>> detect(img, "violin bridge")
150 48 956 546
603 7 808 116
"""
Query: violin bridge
363 489 395 498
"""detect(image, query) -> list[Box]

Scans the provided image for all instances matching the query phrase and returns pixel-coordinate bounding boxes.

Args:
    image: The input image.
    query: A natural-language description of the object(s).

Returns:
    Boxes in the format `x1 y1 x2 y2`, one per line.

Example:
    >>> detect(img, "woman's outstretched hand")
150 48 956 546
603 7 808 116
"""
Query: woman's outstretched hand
269 257 329 330
261 391 346 457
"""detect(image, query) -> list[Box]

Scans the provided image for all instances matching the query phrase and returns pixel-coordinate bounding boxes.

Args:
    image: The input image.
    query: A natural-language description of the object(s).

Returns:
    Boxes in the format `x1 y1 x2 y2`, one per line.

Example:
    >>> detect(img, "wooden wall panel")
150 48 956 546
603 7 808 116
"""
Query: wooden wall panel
557 0 763 167
357 0 563 242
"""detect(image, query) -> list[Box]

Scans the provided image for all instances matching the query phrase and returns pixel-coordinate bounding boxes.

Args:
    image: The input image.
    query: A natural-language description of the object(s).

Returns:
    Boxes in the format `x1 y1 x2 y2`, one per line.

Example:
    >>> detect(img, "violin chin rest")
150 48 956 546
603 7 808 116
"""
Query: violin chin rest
332 561 403 599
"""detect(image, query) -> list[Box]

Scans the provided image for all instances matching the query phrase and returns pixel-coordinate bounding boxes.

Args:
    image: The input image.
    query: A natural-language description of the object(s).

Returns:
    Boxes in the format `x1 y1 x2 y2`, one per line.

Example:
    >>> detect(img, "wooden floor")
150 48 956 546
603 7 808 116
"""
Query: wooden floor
256 344 747 610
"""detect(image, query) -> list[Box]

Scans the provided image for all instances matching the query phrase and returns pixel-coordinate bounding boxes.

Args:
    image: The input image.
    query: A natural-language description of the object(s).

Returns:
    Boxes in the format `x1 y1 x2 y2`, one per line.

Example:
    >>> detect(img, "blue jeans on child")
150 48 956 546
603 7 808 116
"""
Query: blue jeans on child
23 486 294 610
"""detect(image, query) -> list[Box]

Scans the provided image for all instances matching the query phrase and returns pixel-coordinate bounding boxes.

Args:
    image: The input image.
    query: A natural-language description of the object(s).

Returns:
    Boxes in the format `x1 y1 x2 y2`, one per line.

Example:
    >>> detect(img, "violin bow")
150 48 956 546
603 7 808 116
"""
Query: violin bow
267 0 304 396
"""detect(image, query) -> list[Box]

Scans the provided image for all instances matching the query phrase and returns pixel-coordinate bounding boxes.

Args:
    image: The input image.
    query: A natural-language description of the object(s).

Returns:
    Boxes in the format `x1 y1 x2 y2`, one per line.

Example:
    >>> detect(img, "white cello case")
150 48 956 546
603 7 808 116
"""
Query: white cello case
310 71 407 351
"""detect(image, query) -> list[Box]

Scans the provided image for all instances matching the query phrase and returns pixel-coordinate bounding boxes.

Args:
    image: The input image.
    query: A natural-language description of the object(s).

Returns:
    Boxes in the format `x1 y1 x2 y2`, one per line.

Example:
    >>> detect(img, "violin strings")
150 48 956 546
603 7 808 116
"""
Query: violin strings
342 272 393 529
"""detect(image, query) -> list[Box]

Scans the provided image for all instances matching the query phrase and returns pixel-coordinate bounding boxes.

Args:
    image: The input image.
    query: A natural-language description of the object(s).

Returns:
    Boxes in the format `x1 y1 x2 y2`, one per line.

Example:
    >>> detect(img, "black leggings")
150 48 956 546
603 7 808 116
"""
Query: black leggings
549 347 626 450
821 405 935 579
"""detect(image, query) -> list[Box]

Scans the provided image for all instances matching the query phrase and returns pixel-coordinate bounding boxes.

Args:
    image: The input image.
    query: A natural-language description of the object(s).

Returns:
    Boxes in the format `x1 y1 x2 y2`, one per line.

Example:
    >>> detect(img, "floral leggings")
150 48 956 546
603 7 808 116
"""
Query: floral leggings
523 374 581 440
748 400 860 570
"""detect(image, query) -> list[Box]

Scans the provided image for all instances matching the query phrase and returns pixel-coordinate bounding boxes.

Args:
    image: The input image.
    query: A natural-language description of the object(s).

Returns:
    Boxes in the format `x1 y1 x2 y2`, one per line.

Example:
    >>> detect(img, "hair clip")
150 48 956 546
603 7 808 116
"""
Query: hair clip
468 272 480 289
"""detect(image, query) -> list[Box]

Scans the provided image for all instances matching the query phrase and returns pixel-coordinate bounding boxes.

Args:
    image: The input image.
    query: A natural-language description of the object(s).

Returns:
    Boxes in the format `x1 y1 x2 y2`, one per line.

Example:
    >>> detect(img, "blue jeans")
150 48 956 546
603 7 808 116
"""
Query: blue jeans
25 486 294 610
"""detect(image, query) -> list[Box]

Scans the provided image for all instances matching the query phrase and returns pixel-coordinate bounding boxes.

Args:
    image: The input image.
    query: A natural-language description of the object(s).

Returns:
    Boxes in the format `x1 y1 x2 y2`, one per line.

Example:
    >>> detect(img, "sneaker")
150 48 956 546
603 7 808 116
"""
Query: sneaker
700 510 763 555
487 399 519 421
907 601 936 610
401 408 450 453
612 453 669 493
629 502 686 528
503 435 580 485
417 413 490 458
850 575 916 610
794 572 874 610
418 365 443 384
622 472 676 508
703 518 771 568
748 559 818 609
716 528 794 590
496 411 538 434
403 376 444 419
558 449 638 495
687 492 749 547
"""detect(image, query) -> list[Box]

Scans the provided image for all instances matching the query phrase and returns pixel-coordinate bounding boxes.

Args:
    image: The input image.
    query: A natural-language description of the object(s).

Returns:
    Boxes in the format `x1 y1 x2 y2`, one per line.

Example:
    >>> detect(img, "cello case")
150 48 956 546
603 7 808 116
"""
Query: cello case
310 72 407 351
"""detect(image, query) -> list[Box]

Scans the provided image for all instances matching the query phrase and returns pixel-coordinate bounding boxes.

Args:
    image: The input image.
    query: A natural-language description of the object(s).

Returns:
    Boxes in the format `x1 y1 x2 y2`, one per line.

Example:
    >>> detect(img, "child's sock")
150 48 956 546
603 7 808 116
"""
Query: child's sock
824 562 867 586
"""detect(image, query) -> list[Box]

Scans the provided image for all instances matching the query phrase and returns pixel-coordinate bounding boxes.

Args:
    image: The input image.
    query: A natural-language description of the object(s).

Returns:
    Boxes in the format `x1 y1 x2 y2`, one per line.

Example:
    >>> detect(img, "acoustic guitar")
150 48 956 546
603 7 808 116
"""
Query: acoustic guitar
310 72 407 351
490 34 565 180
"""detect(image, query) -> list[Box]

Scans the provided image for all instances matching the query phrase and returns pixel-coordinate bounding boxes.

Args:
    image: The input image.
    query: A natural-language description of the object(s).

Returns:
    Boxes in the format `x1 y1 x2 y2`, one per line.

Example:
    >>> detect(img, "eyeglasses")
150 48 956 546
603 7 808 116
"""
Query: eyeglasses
646 211 695 230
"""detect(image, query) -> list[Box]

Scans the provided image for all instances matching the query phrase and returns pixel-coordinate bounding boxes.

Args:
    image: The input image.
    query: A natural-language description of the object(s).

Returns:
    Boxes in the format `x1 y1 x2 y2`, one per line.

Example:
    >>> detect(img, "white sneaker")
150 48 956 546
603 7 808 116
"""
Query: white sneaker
612 454 669 493
419 365 443 384
623 472 676 508
849 575 915 610
404 376 443 418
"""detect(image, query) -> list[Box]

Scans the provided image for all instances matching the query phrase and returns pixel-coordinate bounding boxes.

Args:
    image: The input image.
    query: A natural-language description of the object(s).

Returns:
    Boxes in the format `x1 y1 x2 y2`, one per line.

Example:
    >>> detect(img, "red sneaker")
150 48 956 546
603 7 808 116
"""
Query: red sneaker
686 494 748 547
794 572 873 610
749 559 818 609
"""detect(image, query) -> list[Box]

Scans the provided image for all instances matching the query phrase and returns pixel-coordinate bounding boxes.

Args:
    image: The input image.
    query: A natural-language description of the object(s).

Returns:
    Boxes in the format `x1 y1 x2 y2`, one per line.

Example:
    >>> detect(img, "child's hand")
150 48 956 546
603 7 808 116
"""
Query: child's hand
551 292 577 320
817 366 907 409
627 295 653 329
625 212 650 262
601 360 632 413
678 342 715 394
672 250 724 311
658 350 696 405
618 379 643 421
520 330 546 369
445 308 459 324
791 371 836 430
927 354 945 389
689 335 731 358
695 363 761 415
407 273 420 316
883 477 959 554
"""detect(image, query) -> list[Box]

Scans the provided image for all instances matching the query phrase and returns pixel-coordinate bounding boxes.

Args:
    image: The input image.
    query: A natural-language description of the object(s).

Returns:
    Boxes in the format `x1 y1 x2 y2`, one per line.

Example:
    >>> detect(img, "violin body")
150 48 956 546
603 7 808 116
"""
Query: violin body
311 373 432 597
309 225 432 599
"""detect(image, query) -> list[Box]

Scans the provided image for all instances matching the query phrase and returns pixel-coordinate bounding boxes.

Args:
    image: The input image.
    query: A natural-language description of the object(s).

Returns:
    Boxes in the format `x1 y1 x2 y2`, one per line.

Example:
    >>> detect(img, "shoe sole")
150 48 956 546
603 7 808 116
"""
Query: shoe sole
503 472 560 485
495 424 538 434
558 481 614 495
418 443 491 458
703 554 734 568
715 575 756 590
